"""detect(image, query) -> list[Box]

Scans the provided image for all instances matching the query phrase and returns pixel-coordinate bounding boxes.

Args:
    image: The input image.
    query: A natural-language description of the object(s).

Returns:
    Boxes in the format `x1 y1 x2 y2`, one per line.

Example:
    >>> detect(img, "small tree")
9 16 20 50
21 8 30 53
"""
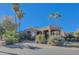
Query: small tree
35 32 45 44
74 29 79 35
1 16 18 44
74 29 79 40
2 16 17 31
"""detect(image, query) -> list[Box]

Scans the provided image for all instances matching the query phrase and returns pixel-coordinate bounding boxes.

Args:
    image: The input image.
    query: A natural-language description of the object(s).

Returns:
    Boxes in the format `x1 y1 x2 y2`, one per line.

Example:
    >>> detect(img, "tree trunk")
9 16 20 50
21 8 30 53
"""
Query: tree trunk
19 19 21 33
15 16 17 33
56 18 58 27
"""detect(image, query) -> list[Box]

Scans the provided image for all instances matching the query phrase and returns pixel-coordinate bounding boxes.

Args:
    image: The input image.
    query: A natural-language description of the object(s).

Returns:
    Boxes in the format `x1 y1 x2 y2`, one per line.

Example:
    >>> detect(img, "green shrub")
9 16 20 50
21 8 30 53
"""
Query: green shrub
35 34 45 44
31 35 35 41
26 34 35 41
4 30 19 45
5 36 19 45
26 34 32 40
15 33 24 42
48 35 65 46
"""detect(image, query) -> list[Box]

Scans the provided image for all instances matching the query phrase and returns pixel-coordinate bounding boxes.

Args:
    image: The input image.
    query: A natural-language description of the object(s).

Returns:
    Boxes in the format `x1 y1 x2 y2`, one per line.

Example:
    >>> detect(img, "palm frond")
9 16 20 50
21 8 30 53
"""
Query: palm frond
49 12 61 19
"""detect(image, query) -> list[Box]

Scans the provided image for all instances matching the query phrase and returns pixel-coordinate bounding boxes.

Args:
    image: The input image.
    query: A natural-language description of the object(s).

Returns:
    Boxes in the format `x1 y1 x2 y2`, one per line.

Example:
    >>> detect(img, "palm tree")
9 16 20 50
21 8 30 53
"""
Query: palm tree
12 3 19 32
12 3 24 33
49 12 61 27
12 3 19 12
16 10 24 32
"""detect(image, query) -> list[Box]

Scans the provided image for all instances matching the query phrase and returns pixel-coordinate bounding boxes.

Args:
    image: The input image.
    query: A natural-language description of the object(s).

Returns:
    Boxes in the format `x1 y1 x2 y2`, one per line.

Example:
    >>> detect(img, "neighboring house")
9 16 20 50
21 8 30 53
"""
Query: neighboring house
24 25 65 40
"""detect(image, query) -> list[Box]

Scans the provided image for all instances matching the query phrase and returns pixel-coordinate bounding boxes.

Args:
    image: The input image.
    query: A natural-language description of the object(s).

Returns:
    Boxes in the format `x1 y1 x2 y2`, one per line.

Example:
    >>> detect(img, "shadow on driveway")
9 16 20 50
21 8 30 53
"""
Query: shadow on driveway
0 51 19 55
27 45 41 50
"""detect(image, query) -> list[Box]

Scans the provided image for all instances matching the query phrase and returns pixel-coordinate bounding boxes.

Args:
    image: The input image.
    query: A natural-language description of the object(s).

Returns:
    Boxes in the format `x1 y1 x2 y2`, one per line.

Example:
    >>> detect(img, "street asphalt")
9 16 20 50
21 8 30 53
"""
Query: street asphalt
0 42 79 55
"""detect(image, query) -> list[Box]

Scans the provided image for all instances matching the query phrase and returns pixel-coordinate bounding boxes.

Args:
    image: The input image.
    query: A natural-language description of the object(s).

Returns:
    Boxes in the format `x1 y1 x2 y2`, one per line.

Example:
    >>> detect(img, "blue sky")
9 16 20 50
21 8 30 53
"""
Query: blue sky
0 3 79 32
